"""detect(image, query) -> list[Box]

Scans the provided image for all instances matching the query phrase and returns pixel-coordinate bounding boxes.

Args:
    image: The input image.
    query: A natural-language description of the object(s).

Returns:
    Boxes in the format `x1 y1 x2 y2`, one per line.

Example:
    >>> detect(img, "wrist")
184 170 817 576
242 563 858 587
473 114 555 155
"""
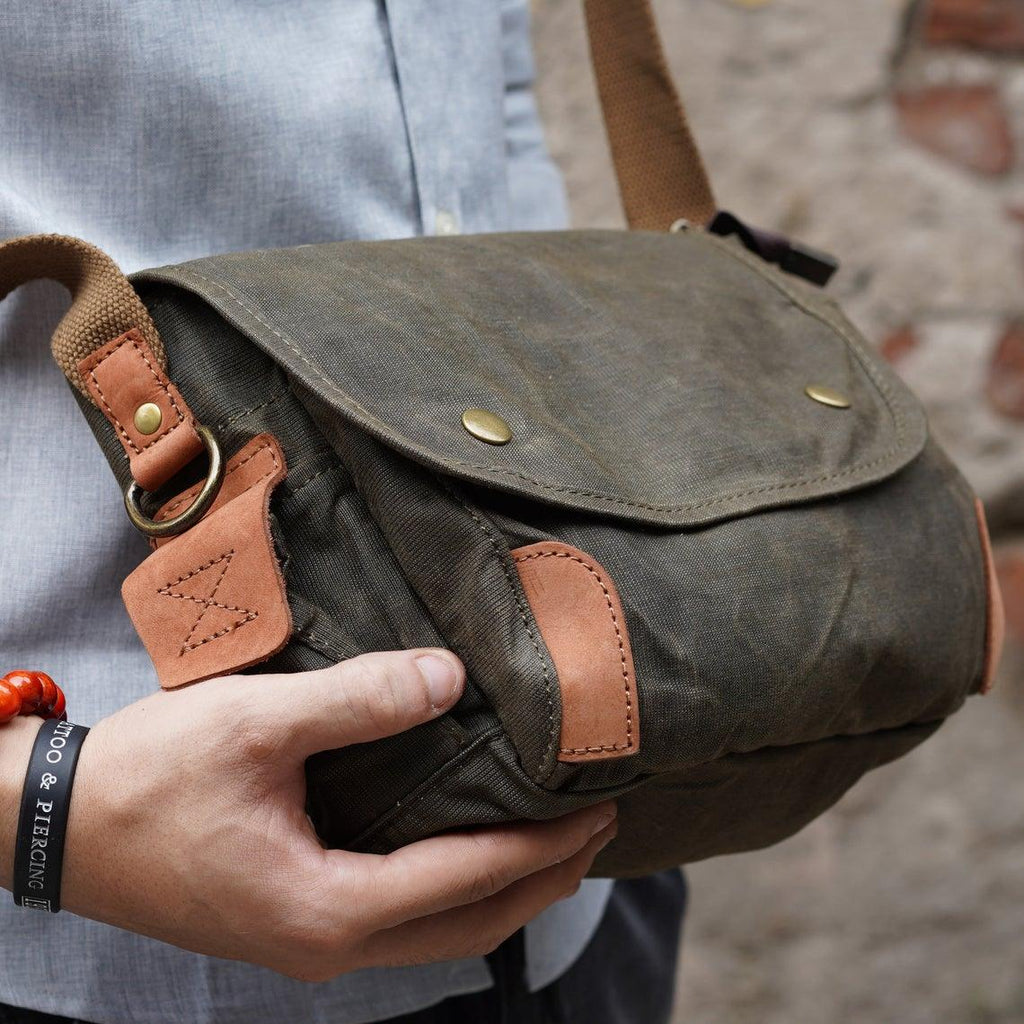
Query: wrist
0 716 44 890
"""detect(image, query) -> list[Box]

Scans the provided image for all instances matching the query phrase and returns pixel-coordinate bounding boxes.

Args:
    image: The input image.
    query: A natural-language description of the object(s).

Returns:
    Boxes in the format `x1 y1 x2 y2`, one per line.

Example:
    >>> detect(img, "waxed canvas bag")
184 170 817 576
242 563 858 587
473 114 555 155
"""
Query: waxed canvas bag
0 0 1003 877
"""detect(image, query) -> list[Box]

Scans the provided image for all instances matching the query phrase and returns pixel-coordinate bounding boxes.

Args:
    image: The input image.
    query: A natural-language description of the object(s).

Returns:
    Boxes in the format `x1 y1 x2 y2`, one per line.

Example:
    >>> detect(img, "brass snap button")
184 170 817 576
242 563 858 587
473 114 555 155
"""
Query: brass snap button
804 385 851 409
133 402 164 435
462 408 512 445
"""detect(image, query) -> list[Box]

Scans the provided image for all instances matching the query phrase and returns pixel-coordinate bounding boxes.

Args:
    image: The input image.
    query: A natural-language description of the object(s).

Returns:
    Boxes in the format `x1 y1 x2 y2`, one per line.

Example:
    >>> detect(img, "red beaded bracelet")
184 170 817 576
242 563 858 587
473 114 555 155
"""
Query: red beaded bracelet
0 672 67 725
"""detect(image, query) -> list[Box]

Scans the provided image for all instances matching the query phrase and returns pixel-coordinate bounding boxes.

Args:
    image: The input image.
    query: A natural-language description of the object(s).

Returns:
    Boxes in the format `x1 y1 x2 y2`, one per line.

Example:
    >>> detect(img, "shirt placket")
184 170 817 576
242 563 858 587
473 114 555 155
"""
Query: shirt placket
383 0 510 237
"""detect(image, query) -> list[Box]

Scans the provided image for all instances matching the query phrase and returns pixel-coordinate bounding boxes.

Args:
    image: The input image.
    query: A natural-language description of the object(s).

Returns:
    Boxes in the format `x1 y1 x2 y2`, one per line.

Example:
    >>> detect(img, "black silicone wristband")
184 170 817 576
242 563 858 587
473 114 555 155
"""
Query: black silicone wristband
12 719 89 913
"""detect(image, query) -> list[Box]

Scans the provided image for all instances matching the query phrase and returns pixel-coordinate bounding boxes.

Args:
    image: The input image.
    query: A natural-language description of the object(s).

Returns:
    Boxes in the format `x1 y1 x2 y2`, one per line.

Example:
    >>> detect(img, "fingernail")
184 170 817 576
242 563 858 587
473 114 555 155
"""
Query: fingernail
415 652 462 710
589 809 617 838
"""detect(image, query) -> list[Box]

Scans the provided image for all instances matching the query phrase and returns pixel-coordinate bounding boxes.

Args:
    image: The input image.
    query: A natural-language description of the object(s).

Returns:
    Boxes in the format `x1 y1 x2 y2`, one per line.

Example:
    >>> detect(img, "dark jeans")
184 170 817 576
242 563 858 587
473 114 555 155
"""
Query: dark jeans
0 870 686 1024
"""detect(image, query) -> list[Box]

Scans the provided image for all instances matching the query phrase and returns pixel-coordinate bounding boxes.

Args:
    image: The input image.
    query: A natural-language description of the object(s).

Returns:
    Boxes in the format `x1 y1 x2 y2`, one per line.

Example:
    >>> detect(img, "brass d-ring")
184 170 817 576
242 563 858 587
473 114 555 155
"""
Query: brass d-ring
124 425 225 539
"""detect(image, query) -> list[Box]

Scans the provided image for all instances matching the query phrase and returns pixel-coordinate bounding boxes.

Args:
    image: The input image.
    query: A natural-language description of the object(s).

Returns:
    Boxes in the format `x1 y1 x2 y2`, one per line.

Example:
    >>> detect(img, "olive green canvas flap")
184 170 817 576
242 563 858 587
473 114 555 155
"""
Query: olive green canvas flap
134 229 927 529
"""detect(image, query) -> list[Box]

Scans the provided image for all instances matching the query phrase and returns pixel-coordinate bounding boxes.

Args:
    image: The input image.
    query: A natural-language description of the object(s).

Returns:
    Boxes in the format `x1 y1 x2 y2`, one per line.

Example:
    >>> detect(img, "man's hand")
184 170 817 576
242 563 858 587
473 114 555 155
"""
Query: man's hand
0 650 616 981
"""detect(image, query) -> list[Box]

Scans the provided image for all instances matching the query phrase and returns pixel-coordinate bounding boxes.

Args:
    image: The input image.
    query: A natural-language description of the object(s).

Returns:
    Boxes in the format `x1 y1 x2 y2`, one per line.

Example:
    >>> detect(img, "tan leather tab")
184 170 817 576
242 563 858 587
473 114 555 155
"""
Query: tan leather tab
512 541 639 763
79 328 203 491
121 435 291 689
975 498 1005 694
151 434 285 550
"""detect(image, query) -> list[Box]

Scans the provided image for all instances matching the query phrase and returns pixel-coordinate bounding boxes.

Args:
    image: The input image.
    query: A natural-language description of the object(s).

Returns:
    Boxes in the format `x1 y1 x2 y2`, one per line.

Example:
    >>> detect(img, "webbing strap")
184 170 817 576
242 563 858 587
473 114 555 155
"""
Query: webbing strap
584 0 716 230
0 233 164 394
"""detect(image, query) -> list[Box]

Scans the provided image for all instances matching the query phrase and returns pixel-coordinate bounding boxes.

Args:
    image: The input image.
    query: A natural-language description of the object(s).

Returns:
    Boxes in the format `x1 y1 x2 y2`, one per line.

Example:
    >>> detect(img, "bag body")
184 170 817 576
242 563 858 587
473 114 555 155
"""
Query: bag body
57 227 990 876
0 0 1001 876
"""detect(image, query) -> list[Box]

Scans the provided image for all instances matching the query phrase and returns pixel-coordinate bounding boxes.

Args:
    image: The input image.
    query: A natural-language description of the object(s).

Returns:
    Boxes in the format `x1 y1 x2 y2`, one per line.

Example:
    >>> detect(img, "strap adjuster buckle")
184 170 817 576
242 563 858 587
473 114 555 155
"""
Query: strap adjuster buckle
707 211 839 287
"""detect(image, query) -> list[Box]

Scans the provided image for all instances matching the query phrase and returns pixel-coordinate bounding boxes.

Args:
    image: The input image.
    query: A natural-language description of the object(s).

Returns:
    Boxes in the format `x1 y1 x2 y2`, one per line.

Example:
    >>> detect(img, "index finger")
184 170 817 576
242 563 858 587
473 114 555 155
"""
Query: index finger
335 801 618 929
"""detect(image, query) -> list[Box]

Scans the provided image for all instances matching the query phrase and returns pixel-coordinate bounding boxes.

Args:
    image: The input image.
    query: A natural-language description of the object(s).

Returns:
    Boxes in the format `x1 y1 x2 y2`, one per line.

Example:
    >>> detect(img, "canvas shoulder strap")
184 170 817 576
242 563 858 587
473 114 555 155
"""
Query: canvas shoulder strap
583 0 716 230
0 233 164 393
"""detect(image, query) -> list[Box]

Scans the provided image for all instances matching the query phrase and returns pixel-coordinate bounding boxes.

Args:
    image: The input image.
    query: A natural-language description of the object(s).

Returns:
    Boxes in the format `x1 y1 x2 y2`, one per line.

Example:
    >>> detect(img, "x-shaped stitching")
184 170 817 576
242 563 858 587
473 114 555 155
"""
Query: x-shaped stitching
157 550 259 656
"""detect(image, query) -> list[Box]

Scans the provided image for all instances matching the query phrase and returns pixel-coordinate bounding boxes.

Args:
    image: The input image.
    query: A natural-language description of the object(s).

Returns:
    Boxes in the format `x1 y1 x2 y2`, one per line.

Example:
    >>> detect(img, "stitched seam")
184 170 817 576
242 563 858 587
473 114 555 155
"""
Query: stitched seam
347 727 505 849
213 384 291 430
162 551 233 653
513 549 634 754
156 440 280 520
302 628 361 663
177 267 915 516
448 494 557 782
160 551 232 588
86 331 187 455
354 714 944 849
156 550 259 655
698 231 906 439
287 463 340 496
177 609 259 653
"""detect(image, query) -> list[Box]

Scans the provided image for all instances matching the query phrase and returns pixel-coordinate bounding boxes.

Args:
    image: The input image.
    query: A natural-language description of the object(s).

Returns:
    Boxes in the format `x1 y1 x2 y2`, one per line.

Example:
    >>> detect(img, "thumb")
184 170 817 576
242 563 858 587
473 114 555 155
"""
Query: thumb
272 649 465 757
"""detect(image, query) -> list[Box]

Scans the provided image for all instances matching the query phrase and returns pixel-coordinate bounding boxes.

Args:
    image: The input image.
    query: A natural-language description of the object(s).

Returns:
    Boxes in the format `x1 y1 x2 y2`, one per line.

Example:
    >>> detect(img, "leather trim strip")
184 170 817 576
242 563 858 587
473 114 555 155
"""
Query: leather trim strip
79 328 203 491
151 434 284 550
122 434 291 689
975 497 1005 694
512 541 640 763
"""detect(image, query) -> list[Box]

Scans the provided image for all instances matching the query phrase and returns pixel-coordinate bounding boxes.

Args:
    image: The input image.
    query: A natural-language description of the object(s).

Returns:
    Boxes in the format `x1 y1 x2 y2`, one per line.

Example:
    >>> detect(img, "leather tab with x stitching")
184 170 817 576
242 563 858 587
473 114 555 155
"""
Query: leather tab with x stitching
121 434 292 689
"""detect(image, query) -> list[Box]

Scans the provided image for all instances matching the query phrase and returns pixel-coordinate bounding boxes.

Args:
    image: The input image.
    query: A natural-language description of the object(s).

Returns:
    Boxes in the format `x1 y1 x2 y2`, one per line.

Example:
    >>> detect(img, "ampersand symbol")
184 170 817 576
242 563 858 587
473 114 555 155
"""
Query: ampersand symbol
39 773 57 790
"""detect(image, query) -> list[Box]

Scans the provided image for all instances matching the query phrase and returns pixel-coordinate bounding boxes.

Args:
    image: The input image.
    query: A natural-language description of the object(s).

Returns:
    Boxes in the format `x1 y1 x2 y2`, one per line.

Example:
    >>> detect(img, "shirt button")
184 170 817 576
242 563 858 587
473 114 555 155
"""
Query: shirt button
435 210 460 236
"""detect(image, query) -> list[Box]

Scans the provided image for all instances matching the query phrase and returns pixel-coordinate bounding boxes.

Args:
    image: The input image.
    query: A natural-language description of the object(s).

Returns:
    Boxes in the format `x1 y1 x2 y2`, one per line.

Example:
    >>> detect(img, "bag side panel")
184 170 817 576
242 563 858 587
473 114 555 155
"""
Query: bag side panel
591 719 943 877
466 437 986 792
345 718 942 877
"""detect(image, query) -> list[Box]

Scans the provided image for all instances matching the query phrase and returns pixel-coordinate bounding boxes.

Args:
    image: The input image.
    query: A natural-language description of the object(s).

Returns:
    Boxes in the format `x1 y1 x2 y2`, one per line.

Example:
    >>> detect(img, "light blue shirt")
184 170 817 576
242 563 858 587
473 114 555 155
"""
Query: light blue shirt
0 3 612 1021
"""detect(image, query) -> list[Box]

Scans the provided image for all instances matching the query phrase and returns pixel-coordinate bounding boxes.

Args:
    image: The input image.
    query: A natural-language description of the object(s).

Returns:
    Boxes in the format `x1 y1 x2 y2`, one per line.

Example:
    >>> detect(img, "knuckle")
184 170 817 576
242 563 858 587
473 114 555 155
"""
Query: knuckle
275 917 339 964
439 915 511 960
402 860 500 913
460 834 515 900
551 823 592 866
228 711 283 769
462 865 504 906
554 857 589 894
340 658 409 731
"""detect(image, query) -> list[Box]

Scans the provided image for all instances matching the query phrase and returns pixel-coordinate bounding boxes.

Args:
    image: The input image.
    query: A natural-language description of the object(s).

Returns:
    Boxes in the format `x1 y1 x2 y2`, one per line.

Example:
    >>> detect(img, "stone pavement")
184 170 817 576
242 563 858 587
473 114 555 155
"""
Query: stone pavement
531 1 1024 1019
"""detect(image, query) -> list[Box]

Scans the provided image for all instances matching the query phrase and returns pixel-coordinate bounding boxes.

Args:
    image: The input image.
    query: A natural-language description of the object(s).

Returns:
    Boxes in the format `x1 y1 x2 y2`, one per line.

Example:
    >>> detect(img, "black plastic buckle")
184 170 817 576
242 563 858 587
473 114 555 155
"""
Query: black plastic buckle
706 210 839 287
